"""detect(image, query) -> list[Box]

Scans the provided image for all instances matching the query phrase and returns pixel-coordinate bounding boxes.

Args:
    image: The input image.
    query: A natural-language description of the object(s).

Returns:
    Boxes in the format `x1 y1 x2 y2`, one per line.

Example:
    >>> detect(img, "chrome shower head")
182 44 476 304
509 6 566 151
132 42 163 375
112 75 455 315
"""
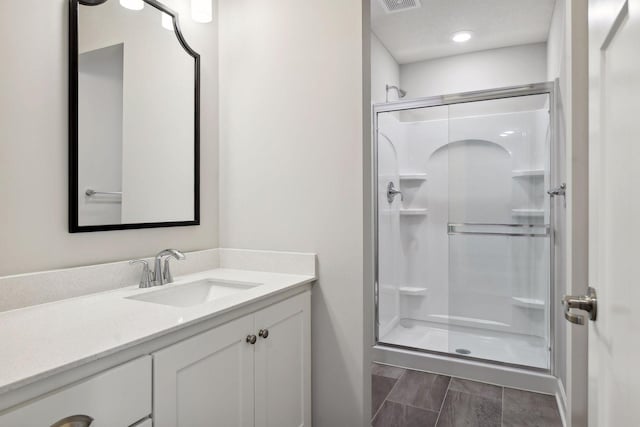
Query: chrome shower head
386 84 407 101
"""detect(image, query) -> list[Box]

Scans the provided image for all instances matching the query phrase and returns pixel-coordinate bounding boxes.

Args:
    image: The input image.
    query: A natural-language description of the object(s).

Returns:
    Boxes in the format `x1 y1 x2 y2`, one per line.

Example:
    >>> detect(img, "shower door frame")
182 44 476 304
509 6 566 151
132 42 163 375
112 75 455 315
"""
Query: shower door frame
372 81 557 374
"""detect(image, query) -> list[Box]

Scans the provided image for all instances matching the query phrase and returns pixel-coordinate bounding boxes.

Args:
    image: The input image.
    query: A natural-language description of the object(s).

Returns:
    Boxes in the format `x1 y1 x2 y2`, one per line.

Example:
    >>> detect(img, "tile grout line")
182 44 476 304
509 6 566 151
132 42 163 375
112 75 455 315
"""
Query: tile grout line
433 376 452 427
501 387 504 427
443 379 503 402
400 402 443 414
371 370 407 422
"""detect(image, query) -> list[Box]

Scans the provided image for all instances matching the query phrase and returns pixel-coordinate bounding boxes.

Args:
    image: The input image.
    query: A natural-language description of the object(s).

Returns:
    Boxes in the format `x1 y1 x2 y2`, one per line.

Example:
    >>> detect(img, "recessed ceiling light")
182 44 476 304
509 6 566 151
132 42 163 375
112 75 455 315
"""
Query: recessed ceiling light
499 133 508 137
504 130 515 135
452 31 473 43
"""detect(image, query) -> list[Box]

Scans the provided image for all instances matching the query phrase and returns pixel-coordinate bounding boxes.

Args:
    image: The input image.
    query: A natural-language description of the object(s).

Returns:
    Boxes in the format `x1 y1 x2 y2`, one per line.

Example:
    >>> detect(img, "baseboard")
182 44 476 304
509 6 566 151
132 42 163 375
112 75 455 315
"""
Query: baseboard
555 377 568 427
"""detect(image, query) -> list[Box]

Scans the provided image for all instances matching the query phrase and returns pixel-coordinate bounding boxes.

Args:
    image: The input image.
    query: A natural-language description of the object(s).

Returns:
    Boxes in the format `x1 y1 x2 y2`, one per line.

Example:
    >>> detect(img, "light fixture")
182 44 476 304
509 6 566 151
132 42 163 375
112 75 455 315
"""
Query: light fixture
162 12 173 30
500 133 508 137
120 0 144 11
503 130 515 135
191 0 212 23
451 31 472 43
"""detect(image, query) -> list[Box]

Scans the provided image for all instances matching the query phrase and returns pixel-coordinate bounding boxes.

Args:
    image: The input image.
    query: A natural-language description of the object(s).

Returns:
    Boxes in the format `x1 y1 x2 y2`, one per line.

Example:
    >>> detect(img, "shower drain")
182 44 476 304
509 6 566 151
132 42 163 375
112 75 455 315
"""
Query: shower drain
455 348 471 355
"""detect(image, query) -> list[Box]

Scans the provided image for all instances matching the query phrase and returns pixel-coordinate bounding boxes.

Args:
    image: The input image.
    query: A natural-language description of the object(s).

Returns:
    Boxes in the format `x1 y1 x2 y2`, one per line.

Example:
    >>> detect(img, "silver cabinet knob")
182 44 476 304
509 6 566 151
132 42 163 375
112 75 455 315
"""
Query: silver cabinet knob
51 415 93 427
246 334 257 344
259 329 269 339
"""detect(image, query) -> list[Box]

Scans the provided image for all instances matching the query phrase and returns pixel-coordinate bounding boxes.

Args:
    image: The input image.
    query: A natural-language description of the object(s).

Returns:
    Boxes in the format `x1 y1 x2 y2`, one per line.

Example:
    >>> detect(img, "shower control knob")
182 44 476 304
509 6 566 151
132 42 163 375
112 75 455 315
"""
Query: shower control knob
246 334 257 344
259 329 269 339
387 182 403 203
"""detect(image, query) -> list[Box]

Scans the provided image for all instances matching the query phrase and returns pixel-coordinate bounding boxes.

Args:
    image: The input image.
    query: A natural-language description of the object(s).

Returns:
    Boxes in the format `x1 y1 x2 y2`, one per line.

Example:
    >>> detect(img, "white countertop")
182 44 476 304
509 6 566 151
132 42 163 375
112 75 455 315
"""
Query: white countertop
0 268 314 395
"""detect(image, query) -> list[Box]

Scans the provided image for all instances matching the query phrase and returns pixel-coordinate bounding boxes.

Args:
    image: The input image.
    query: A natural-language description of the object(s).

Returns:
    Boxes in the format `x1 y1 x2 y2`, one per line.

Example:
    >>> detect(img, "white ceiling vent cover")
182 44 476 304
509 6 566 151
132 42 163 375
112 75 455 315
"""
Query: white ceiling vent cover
379 0 421 13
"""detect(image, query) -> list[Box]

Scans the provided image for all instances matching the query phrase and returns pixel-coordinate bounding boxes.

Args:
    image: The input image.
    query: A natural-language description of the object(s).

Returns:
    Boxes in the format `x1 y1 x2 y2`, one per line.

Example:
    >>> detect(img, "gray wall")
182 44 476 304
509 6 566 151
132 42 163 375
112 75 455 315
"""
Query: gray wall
0 0 219 276
400 43 548 99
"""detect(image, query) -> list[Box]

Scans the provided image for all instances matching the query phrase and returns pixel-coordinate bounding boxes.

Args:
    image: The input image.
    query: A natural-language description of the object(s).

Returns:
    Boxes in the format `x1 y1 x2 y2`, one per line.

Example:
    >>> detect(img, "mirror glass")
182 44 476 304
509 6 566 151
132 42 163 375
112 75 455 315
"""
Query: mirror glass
71 0 199 232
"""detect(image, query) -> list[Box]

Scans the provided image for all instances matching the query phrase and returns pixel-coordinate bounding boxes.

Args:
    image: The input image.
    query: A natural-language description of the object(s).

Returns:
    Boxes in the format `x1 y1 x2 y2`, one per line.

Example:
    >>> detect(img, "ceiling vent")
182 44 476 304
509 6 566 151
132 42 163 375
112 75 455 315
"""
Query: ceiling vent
379 0 421 14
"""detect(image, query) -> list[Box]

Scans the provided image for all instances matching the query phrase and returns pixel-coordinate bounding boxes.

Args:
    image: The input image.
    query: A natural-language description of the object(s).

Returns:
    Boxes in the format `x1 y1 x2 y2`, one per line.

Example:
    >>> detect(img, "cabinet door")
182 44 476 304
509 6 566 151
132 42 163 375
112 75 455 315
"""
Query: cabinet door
254 292 311 427
153 315 255 427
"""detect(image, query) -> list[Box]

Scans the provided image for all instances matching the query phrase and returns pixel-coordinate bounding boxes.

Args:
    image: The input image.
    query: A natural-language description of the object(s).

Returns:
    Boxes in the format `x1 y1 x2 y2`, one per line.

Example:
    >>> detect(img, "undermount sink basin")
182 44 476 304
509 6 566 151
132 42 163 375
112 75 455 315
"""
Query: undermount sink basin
126 279 259 308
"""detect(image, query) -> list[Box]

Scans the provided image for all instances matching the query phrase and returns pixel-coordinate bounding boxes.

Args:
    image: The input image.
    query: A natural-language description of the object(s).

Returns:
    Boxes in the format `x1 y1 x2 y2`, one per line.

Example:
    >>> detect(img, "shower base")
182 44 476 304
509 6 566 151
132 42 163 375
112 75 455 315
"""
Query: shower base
380 319 548 369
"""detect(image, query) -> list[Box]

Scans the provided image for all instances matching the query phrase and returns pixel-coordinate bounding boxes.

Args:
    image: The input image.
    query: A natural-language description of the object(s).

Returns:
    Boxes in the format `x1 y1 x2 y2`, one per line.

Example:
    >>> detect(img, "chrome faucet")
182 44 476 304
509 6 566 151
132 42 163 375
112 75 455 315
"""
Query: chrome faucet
129 249 186 288
154 249 186 286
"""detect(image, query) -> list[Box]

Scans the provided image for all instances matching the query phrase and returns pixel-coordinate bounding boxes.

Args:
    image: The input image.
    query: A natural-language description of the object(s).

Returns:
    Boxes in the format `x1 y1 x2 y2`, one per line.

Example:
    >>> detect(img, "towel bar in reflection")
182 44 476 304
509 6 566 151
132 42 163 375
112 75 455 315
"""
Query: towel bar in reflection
85 189 122 197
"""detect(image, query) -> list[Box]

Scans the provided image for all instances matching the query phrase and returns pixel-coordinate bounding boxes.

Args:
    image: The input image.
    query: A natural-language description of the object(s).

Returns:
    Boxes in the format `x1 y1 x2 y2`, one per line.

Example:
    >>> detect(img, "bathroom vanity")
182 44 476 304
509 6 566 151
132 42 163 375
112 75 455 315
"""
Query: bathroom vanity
0 249 315 427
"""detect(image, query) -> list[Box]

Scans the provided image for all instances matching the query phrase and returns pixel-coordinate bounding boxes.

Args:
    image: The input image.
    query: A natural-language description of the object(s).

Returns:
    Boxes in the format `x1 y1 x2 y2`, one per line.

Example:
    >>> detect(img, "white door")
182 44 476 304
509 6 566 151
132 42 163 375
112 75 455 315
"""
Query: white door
153 316 255 427
254 292 311 427
587 0 640 425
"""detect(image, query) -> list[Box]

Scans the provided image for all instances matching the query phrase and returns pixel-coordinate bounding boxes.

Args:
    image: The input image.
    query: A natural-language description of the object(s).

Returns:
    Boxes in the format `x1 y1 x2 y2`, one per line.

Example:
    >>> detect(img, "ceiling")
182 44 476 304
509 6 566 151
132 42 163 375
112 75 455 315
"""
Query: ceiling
371 0 557 64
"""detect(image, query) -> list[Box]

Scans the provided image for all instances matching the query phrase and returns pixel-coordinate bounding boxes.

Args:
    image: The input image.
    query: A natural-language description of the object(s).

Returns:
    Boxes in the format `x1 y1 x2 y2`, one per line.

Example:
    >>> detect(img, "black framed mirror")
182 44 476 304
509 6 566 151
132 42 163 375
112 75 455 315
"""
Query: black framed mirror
69 0 200 232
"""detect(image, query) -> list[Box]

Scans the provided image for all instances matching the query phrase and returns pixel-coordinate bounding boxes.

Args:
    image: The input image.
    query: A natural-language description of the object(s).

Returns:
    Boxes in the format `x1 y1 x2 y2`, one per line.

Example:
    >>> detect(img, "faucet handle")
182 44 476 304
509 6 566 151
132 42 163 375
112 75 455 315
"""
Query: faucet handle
162 254 185 284
129 259 154 288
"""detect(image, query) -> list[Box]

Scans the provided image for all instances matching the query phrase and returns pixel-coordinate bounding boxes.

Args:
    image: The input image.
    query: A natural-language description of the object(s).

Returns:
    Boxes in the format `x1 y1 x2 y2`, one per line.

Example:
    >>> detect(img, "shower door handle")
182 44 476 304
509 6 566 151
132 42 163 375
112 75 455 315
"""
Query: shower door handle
562 287 597 325
547 183 567 197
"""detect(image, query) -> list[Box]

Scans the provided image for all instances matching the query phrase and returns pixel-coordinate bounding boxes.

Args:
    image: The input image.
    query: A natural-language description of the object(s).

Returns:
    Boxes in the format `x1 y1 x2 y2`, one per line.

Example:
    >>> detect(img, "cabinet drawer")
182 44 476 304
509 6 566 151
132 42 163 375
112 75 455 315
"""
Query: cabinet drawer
0 356 152 427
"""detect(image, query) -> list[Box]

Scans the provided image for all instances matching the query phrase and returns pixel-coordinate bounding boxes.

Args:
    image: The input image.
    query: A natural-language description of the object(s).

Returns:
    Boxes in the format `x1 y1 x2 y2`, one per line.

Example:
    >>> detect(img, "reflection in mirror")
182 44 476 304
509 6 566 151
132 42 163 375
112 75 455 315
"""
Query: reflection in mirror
70 0 200 231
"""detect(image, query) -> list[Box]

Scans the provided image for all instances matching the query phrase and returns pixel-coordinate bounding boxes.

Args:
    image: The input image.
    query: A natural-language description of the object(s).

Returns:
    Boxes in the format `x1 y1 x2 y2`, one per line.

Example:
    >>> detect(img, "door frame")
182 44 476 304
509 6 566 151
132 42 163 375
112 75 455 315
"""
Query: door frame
565 1 590 426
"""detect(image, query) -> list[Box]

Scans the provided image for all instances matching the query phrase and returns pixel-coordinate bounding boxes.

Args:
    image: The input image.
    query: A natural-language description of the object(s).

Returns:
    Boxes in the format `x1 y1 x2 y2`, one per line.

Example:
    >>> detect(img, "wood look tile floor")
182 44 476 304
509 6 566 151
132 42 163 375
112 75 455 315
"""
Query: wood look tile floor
372 363 563 427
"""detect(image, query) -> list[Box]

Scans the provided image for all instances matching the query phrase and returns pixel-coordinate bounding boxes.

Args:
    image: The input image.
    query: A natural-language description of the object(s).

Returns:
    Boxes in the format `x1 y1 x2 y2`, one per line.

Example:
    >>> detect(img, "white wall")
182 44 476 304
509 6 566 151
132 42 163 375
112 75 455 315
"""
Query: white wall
370 32 399 103
400 43 548 99
218 0 365 425
547 0 566 81
0 0 218 276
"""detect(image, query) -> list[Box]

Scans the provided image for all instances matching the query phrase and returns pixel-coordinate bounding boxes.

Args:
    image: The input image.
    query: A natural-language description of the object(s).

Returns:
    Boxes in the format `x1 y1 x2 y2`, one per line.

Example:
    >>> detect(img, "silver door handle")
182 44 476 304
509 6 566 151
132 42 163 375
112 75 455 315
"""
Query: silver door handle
387 182 403 203
547 183 567 197
562 287 597 325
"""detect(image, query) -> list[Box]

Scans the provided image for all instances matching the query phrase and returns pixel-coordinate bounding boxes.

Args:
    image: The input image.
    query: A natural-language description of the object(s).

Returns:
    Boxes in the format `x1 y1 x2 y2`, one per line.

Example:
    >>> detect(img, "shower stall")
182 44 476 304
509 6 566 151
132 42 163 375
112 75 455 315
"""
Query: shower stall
373 83 558 377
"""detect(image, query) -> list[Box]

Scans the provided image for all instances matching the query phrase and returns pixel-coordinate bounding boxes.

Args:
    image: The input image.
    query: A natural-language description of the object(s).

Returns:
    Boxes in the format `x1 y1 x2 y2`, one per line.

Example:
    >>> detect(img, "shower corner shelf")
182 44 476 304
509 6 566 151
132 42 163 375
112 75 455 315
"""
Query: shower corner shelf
512 297 545 310
398 286 428 296
511 208 545 218
399 173 427 181
512 169 545 178
400 208 429 216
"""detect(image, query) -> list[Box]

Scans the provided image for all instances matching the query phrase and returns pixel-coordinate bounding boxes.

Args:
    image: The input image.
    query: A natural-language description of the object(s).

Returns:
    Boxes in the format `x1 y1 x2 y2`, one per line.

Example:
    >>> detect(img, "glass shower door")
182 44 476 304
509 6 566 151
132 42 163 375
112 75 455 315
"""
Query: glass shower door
446 95 551 369
376 105 449 347
374 89 553 371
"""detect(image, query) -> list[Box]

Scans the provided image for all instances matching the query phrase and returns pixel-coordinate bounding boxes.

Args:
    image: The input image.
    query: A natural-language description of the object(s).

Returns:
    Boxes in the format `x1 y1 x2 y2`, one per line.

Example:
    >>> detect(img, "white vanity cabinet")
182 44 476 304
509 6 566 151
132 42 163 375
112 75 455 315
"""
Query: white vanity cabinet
153 291 311 427
0 356 151 427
